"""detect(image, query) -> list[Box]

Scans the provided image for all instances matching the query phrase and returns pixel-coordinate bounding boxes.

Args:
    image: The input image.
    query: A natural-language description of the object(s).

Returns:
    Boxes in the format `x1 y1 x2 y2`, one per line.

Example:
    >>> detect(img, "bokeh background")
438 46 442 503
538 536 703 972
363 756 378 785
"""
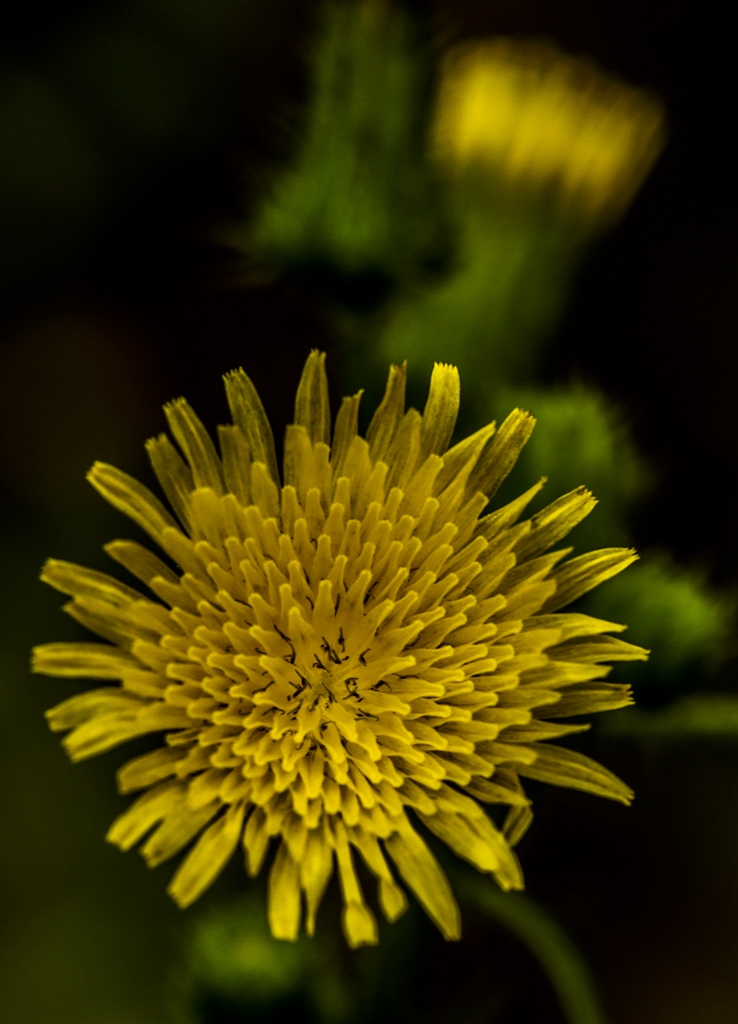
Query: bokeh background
1 1 736 1022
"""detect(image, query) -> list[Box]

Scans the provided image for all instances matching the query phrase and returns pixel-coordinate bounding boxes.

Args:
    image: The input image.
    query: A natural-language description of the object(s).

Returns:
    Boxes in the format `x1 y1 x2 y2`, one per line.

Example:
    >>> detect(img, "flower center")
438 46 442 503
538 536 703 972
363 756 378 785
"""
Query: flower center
241 617 392 761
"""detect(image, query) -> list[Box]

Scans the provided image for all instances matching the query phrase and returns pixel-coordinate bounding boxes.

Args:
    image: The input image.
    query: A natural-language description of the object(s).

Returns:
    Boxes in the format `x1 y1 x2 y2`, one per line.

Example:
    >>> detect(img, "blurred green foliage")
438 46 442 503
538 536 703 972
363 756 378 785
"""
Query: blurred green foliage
496 384 649 547
378 182 588 403
177 893 349 1023
239 1 450 311
605 694 738 738
587 555 733 694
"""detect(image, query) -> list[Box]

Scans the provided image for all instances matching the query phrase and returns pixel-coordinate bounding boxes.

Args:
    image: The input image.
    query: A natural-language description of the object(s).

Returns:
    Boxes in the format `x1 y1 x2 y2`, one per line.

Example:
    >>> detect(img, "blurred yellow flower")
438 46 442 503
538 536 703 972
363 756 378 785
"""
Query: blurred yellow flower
33 353 646 947
432 38 665 223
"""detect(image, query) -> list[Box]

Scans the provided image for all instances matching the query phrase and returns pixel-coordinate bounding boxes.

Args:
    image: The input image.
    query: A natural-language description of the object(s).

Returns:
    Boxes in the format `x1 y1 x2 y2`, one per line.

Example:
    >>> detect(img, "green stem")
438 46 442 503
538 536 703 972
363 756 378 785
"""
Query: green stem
455 874 607 1024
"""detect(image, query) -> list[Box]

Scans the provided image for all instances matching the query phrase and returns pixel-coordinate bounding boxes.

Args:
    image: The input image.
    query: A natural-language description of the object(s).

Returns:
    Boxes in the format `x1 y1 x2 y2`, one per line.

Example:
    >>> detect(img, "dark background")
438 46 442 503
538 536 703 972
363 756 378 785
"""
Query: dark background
1 2 736 1022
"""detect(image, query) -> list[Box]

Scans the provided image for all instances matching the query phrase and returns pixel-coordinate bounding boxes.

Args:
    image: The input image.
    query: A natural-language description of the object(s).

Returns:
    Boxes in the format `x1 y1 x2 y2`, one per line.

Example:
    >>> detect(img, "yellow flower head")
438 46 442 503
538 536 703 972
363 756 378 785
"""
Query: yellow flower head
432 38 665 223
33 353 646 947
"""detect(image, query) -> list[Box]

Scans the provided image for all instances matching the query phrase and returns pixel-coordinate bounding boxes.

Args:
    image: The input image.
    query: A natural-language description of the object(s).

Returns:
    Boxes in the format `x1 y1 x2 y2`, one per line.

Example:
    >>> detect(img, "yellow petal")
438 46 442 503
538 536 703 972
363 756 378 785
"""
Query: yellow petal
268 842 302 941
60 705 188 762
384 819 461 940
333 820 378 947
544 548 639 612
107 780 184 850
421 363 460 459
223 367 280 485
503 804 534 847
104 540 179 589
300 826 334 936
515 487 597 560
164 398 224 493
33 642 140 680
378 878 408 922
117 747 183 793
467 409 535 499
45 687 145 730
143 799 221 868
168 800 246 906
331 392 362 478
366 362 407 462
87 462 180 544
343 901 378 948
243 806 270 876
145 433 194 531
217 423 252 506
519 743 633 804
294 349 331 447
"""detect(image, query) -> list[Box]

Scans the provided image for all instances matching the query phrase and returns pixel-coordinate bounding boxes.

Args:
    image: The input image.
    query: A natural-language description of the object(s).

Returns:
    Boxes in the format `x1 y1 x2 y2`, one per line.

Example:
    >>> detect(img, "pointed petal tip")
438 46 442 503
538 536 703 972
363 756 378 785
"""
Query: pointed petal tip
222 365 246 382
143 432 168 451
87 459 116 475
429 361 459 376
343 902 379 948
162 396 187 412
166 884 189 910
618 786 635 806
421 363 462 458
38 558 57 583
295 350 331 446
571 484 596 502
493 869 526 893
509 405 536 422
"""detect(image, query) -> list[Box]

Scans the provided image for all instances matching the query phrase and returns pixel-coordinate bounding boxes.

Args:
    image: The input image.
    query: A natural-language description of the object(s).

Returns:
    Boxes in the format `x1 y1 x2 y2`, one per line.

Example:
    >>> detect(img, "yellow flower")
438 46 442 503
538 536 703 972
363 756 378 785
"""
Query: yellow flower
33 353 646 947
432 38 665 224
